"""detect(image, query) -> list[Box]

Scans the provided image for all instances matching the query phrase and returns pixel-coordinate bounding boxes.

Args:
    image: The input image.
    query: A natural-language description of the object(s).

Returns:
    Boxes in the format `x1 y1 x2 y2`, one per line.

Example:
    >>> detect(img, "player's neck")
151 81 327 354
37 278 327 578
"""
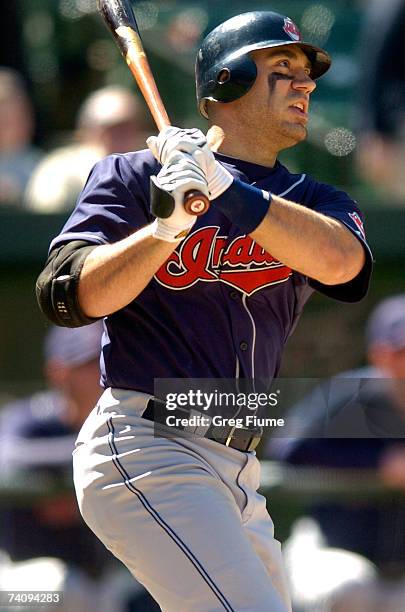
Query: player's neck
208 120 278 168
217 140 278 167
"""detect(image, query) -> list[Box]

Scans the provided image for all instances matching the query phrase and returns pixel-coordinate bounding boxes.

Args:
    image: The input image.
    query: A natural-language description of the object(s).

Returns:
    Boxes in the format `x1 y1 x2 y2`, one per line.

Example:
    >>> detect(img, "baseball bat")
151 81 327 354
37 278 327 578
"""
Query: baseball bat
97 0 210 216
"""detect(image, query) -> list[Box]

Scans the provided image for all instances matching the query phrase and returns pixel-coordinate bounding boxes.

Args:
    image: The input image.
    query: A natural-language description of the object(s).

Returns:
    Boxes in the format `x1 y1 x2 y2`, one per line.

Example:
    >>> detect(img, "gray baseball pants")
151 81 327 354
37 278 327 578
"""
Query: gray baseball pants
73 388 291 611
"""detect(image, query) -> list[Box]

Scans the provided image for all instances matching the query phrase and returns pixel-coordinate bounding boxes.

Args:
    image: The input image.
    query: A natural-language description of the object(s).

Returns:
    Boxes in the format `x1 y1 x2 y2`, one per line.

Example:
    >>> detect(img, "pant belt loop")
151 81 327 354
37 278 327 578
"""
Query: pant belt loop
225 425 237 447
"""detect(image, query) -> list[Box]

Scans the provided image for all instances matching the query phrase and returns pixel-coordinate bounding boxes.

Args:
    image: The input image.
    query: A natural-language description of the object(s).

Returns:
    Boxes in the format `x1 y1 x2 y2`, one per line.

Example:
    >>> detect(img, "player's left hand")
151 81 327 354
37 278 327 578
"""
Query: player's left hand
147 126 208 165
147 126 234 200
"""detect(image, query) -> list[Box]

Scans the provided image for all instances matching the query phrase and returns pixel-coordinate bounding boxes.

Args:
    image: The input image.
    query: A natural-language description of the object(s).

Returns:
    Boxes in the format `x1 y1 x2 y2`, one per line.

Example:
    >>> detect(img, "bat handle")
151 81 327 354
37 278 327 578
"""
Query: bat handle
183 191 210 216
182 124 224 216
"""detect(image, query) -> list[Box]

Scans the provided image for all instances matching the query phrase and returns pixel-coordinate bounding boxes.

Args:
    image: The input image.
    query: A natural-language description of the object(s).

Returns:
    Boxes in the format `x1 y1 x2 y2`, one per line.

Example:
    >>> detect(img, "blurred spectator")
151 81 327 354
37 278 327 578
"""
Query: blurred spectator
0 322 160 611
356 0 405 204
0 67 42 207
167 9 205 53
0 323 104 573
266 295 405 611
25 85 152 212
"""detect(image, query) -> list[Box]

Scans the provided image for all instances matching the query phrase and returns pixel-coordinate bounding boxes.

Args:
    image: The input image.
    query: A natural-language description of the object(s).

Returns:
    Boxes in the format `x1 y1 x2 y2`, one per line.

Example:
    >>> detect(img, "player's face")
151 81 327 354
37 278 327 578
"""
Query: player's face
241 46 317 150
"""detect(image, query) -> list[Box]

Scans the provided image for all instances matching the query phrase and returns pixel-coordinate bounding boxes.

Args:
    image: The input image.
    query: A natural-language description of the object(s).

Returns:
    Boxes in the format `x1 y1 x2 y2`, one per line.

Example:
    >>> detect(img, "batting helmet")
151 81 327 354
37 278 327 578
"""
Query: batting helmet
196 11 331 118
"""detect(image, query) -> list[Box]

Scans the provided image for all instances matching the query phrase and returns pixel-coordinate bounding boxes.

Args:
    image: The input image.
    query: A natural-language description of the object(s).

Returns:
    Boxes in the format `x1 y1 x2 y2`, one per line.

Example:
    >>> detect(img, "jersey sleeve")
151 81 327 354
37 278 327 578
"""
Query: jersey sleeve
307 183 373 302
49 153 154 251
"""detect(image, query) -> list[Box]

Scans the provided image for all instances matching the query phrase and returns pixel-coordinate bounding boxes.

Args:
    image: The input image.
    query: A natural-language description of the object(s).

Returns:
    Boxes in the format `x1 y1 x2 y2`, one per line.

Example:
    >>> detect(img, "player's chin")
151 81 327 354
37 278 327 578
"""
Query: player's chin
295 125 308 142
289 119 308 136
280 123 307 147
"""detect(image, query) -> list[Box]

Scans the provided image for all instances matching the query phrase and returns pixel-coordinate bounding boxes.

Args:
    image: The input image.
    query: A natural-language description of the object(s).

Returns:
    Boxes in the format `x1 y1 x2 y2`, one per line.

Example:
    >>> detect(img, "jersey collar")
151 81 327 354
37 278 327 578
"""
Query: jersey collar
214 152 281 183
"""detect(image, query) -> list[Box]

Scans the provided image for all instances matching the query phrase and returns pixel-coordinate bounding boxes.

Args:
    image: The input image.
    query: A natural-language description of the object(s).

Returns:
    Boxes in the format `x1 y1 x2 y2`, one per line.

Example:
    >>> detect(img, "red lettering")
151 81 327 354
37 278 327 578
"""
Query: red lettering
212 236 227 268
249 242 277 265
155 227 217 288
155 226 292 294
223 236 254 266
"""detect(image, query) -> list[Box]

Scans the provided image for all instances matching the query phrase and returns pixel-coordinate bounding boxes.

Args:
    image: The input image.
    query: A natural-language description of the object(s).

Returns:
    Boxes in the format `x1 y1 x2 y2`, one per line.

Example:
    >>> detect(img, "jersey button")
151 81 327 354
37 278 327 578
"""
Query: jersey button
230 291 239 300
240 341 248 351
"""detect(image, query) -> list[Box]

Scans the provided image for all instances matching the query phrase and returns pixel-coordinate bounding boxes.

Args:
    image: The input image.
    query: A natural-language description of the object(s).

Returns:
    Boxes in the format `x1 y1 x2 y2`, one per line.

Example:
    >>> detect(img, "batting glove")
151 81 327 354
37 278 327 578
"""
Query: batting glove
147 126 234 200
192 148 234 201
147 126 207 165
150 151 209 243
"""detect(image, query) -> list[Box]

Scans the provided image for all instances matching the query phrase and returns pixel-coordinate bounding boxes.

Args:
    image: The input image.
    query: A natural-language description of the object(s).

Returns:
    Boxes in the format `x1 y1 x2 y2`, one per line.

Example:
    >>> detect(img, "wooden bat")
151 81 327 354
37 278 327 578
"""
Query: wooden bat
96 0 210 216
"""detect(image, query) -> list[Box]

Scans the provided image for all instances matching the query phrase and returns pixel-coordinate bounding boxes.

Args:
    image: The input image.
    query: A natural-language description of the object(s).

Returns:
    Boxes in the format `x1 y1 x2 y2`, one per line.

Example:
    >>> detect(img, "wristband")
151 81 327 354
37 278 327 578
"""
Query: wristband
211 179 272 234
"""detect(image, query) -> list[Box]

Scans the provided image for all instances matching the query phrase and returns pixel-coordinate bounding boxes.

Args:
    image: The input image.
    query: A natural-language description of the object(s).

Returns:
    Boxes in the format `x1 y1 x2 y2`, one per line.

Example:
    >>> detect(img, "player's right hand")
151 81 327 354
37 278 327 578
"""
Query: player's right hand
150 151 209 243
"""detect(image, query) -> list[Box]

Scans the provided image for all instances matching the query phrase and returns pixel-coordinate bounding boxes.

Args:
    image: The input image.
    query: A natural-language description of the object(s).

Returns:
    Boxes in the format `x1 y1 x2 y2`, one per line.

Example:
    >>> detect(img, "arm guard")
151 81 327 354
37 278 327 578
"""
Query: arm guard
36 241 100 328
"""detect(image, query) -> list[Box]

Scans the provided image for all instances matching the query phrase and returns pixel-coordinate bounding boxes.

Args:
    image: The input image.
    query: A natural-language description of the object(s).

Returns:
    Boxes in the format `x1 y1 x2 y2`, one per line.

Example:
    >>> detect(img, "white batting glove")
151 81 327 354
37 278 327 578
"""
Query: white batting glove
192 148 234 201
147 126 234 200
147 126 207 165
151 151 209 242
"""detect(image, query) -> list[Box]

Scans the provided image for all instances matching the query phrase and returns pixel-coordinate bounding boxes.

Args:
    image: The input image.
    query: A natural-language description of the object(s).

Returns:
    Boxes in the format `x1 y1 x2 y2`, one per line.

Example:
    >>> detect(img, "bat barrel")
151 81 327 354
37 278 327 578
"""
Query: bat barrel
97 0 140 32
98 0 208 216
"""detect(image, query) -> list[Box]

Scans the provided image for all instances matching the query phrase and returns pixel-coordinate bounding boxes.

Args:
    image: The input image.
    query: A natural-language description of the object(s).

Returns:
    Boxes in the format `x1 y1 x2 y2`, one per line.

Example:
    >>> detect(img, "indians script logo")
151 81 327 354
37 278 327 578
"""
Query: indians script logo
283 18 301 41
155 226 292 295
348 212 365 239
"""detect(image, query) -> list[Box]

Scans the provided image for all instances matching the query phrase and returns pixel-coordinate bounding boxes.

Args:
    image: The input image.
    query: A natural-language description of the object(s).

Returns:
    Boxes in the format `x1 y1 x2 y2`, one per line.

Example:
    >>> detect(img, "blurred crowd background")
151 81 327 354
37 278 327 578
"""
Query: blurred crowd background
0 0 404 610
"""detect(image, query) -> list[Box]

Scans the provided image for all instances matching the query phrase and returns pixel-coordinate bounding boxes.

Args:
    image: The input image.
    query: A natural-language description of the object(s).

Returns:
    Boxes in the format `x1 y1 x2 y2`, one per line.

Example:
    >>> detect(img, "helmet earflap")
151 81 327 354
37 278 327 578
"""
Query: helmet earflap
199 55 257 117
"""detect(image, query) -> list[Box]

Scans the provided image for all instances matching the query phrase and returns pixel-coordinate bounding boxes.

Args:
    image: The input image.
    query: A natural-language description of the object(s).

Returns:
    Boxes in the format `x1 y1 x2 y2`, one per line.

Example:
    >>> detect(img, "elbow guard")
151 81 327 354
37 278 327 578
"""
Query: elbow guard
36 241 99 328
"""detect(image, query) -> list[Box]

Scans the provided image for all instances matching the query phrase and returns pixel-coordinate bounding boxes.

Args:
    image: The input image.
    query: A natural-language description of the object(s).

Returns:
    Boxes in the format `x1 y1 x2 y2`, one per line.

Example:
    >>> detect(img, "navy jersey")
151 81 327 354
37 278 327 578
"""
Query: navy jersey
50 150 372 393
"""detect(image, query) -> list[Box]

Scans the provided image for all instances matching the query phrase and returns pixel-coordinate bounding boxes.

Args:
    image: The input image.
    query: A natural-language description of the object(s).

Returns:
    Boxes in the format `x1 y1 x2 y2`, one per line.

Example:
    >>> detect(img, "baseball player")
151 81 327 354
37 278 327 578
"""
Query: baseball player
36 11 372 612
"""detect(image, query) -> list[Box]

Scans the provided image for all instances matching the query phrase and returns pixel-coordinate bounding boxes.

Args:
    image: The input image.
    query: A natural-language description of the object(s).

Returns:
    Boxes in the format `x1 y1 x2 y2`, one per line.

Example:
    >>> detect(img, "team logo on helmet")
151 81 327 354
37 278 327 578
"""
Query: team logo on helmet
154 226 292 295
283 17 301 41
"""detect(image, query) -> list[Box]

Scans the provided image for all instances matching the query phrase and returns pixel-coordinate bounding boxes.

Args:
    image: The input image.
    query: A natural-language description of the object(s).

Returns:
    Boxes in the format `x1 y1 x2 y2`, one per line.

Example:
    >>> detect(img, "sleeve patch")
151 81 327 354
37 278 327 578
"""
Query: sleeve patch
348 211 366 239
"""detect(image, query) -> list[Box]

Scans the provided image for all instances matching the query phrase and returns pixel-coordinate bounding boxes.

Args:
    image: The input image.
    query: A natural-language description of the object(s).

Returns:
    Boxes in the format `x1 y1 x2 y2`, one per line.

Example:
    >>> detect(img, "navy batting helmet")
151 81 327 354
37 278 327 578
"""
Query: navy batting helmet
196 11 331 118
